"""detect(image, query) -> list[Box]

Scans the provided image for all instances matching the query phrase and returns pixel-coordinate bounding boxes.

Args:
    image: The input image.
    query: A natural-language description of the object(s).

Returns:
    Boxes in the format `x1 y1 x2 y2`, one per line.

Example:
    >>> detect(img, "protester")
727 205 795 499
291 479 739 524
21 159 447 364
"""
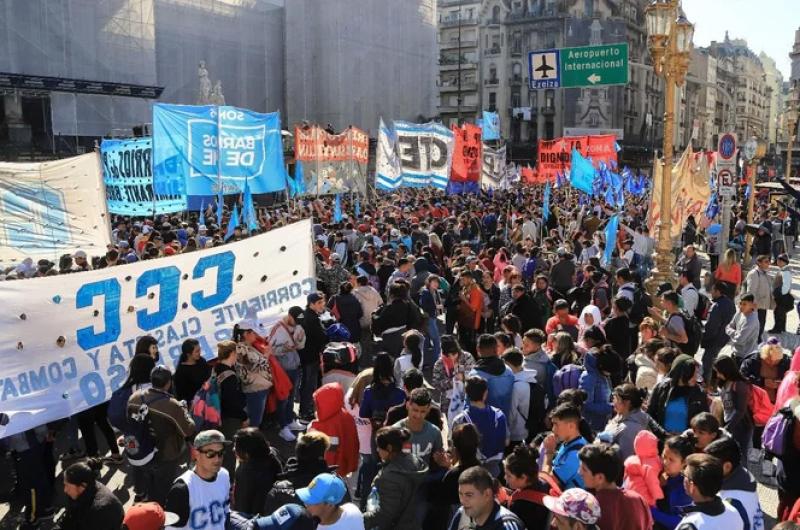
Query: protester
173 338 212 404
743 255 773 342
231 427 283 515
651 434 695 529
268 306 308 442
676 454 745 529
725 293 761 361
232 319 274 429
432 334 476 419
299 291 330 421
469 333 515 417
502 444 550 530
214 340 249 476
703 437 765 530
57 458 124 530
711 356 754 461
297 473 364 530
543 488 602 530
597 383 659 460
308 382 359 477
503 347 544 445
452 376 509 477
542 404 589 490
701 282 736 381
623 430 664 507
648 354 707 434
447 466 525 530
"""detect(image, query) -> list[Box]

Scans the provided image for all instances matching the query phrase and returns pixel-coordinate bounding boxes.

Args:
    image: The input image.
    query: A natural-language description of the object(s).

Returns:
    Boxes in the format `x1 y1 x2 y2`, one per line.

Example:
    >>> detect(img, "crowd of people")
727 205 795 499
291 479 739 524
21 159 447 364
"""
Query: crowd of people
5 178 800 530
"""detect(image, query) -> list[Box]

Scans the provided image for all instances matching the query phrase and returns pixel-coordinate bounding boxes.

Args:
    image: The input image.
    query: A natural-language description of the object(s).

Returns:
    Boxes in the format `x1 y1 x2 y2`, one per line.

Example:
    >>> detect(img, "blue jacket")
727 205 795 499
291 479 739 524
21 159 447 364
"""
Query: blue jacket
470 356 515 417
578 351 612 431
652 473 692 529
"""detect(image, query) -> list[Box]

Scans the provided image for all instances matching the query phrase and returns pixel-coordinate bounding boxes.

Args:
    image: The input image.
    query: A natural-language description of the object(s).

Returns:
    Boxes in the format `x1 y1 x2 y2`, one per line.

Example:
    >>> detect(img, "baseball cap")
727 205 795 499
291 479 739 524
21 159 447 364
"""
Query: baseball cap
307 292 324 304
330 253 341 262
543 488 601 525
296 473 347 505
193 429 232 449
288 306 304 320
198 224 208 232
256 504 315 530
123 502 179 530
73 250 87 259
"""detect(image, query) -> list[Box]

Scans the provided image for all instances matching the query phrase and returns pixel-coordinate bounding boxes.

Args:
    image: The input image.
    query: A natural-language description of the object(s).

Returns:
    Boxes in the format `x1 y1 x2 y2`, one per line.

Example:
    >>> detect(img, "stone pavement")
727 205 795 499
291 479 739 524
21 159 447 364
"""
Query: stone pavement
2 254 800 529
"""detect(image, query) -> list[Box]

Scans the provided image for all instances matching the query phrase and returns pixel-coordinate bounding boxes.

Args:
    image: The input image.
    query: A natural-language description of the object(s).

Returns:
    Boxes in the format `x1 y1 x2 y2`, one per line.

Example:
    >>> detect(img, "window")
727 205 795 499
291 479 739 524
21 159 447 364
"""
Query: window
511 90 521 108
492 5 501 22
545 89 555 108
512 63 522 77
489 64 497 82
530 90 538 108
489 92 497 111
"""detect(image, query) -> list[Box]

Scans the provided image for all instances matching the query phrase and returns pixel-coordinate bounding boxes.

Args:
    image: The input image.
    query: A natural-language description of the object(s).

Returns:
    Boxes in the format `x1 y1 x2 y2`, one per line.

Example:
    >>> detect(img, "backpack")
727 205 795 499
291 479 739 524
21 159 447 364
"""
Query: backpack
123 392 169 465
523 382 548 442
553 364 582 396
695 291 710 321
749 384 774 427
762 406 795 457
622 285 652 325
108 385 134 431
191 371 233 431
669 312 702 356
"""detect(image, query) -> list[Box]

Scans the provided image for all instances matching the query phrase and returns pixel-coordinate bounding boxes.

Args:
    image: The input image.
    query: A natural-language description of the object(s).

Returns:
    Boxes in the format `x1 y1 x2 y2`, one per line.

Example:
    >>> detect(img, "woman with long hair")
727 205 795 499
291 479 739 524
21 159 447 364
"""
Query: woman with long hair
231 427 283 514
714 248 742 294
431 335 476 424
232 320 273 429
712 355 754 464
503 444 550 530
363 426 427 530
328 280 364 342
344 368 374 502
173 338 211 403
215 340 248 476
598 383 664 460
393 330 424 386
552 332 581 368
431 422 482 521
648 352 707 435
58 458 124 530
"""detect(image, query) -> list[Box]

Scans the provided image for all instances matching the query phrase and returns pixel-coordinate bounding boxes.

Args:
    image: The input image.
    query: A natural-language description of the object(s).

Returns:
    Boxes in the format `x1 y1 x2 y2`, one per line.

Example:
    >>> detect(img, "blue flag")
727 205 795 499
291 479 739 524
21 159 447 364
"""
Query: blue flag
334 193 343 223
198 200 205 227
242 178 259 232
216 184 224 226
482 111 500 141
224 203 239 241
570 148 596 195
604 214 619 265
543 181 551 222
705 191 720 219
294 161 306 196
355 197 361 218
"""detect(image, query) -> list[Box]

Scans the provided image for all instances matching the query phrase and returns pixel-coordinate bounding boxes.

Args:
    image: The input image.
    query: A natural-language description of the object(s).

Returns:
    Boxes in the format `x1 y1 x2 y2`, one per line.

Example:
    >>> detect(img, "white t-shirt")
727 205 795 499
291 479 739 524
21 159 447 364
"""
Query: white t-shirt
318 503 365 530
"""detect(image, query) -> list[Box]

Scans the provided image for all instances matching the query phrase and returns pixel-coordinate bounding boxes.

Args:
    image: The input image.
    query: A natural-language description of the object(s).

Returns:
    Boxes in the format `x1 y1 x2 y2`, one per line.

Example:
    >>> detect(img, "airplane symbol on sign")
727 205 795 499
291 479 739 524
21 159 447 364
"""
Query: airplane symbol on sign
535 56 556 78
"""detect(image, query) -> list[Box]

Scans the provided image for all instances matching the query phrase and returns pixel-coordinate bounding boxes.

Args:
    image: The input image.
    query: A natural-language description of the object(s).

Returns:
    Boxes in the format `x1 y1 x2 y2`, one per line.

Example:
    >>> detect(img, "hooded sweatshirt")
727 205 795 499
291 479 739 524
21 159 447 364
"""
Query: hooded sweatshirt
470 356 516 417
623 430 664 506
524 347 556 401
719 465 764 530
364 453 428 530
309 383 359 476
578 351 613 431
509 369 538 442
599 408 652 460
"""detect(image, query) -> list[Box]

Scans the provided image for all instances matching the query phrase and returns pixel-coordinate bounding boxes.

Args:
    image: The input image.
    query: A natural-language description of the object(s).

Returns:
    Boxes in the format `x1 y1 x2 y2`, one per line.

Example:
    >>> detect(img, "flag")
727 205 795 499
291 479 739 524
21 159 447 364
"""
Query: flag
224 203 239 241
242 178 259 232
482 111 500 141
375 118 402 190
569 148 595 194
355 196 360 218
334 193 343 223
216 184 224 226
604 214 619 265
295 161 307 196
543 180 551 222
705 190 720 220
198 200 205 227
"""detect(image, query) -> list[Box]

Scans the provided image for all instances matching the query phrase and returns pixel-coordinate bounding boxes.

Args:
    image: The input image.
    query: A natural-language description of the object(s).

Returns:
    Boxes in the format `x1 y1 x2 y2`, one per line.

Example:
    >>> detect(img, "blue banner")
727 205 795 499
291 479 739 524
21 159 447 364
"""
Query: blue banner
152 104 286 197
482 111 500 141
100 137 186 216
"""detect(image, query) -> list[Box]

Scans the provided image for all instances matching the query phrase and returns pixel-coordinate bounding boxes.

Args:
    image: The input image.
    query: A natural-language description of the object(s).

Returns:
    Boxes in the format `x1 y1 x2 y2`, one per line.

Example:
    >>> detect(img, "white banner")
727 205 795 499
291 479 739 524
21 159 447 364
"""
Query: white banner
481 144 507 190
0 153 111 265
0 219 315 438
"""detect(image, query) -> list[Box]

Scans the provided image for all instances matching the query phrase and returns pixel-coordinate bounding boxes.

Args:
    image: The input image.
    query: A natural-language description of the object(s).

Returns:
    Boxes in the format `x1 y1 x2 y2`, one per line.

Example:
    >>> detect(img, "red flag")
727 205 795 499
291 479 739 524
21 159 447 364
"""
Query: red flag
450 123 483 182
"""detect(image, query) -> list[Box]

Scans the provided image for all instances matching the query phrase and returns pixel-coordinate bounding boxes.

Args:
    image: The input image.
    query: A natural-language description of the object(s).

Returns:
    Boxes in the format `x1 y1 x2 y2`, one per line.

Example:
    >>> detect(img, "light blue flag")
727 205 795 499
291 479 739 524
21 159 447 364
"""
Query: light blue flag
198 200 206 227
543 181 551 222
295 161 307 196
604 214 619 265
334 193 343 223
355 197 360 218
482 111 500 141
569 148 596 195
224 203 239 241
242 178 259 232
216 184 224 226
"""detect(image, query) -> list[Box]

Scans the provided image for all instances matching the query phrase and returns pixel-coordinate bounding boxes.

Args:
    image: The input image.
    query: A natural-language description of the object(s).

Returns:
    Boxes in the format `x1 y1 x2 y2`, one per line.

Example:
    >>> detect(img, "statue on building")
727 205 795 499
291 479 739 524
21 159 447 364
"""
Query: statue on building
197 61 212 104
210 80 226 106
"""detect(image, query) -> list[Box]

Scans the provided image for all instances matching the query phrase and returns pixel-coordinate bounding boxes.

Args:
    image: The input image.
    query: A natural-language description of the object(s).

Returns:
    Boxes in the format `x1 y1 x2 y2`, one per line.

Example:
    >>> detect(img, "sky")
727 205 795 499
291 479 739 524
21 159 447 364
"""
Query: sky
681 0 796 80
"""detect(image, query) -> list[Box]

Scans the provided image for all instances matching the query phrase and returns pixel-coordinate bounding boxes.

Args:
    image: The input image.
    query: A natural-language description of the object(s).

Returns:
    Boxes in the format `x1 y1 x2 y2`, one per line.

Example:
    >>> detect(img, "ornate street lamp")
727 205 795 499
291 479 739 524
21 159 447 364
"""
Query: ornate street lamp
645 0 694 294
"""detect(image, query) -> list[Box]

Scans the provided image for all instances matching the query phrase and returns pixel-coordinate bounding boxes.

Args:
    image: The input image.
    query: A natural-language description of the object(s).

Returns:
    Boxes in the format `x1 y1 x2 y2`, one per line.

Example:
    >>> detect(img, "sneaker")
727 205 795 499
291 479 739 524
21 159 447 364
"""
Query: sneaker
104 453 124 464
287 419 307 431
279 426 297 442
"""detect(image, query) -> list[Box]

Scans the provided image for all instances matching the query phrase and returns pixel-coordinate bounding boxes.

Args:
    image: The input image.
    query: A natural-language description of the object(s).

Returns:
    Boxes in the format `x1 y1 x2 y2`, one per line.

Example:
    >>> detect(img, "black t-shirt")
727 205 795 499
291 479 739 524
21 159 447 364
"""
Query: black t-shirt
173 359 211 403
384 401 444 431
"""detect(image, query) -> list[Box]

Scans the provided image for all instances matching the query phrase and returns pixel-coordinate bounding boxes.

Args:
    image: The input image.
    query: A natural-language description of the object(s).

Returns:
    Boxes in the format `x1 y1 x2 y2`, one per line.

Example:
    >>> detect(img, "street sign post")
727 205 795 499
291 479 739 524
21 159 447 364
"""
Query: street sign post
528 43 629 90
718 133 737 163
716 132 737 255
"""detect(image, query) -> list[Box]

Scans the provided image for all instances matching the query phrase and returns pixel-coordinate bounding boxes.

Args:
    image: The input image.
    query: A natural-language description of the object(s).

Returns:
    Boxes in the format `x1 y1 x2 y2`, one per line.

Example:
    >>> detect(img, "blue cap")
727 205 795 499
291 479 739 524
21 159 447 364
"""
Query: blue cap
296 473 346 505
253 504 314 530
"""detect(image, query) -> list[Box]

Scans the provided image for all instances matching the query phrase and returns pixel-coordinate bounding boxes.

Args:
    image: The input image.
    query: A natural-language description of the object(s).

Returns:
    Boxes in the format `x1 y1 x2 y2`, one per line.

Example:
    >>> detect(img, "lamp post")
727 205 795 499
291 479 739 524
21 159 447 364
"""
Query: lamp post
645 0 694 294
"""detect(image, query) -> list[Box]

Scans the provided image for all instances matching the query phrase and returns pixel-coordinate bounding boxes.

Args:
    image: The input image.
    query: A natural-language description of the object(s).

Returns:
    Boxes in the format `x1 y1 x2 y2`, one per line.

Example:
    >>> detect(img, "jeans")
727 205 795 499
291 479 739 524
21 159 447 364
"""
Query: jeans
757 308 767 342
245 389 269 428
278 368 301 427
299 363 320 418
357 453 379 510
425 318 442 369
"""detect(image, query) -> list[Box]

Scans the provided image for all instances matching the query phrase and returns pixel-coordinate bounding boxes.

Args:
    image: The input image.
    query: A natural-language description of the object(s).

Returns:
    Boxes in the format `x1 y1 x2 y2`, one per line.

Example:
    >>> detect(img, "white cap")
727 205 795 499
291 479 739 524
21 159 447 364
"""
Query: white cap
73 250 87 259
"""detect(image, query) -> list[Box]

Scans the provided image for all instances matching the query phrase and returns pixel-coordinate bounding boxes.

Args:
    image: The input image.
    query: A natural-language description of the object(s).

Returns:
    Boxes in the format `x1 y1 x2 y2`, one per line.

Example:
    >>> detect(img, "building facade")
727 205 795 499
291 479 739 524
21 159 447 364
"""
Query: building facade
436 0 663 164
760 52 785 149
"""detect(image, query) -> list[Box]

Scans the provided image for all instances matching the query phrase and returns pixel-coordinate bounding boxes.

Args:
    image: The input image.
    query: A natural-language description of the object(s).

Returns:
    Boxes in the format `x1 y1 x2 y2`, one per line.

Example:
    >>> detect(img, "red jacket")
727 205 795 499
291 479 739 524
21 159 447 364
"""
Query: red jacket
252 335 292 413
309 383 359 476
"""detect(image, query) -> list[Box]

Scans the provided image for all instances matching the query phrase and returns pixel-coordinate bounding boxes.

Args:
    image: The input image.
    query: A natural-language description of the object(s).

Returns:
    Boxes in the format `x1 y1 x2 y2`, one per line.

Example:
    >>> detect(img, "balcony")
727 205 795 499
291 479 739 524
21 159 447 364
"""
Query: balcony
440 39 479 50
440 15 478 27
438 104 479 114
505 7 562 22
511 47 523 57
483 47 502 57
438 0 480 6
440 82 479 93
439 60 477 71
484 78 500 86
509 75 523 87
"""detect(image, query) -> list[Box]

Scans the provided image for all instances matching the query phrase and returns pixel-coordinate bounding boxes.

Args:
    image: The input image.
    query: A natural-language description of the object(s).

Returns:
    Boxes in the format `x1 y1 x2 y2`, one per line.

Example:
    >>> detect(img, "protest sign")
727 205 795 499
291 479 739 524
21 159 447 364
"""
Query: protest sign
0 219 315 438
537 134 618 182
450 123 483 184
294 125 369 195
100 137 186 215
152 104 286 197
394 120 454 189
0 153 111 264
481 144 507 190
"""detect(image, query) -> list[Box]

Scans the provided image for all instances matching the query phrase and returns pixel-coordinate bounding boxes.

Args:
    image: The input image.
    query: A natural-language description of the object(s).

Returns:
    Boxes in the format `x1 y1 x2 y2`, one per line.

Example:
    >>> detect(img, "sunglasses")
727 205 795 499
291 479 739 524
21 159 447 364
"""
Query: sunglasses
200 449 226 459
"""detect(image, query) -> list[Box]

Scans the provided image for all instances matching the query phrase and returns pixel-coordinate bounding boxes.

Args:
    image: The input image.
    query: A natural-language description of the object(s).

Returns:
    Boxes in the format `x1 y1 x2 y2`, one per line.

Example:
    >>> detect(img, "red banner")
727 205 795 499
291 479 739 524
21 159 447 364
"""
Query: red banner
294 125 369 164
450 123 483 183
535 134 618 183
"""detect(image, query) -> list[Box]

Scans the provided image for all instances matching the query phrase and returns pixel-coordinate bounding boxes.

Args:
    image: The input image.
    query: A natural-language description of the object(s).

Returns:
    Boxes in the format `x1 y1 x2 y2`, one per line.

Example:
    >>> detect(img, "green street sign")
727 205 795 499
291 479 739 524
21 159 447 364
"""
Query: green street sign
528 43 629 89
